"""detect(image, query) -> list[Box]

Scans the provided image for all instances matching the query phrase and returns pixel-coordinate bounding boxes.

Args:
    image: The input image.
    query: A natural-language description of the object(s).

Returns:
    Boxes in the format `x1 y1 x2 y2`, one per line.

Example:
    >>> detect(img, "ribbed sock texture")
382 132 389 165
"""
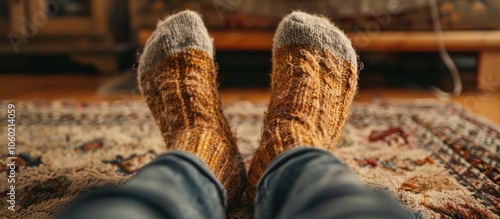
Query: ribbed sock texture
137 10 247 207
247 12 359 202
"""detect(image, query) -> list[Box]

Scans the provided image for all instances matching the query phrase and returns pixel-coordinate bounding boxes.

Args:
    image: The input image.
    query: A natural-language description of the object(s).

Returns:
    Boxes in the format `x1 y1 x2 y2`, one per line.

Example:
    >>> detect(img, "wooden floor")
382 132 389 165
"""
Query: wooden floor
1 74 499 125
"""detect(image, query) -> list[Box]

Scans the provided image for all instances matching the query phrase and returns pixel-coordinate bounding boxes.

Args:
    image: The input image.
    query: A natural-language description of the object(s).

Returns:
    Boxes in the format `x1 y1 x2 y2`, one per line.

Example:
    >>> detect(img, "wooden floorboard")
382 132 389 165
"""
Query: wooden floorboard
0 74 499 125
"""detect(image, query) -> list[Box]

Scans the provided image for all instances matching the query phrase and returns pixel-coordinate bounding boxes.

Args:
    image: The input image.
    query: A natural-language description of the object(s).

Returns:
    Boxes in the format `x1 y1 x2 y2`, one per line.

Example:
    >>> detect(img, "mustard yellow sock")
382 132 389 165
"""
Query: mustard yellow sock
137 10 247 207
247 11 359 202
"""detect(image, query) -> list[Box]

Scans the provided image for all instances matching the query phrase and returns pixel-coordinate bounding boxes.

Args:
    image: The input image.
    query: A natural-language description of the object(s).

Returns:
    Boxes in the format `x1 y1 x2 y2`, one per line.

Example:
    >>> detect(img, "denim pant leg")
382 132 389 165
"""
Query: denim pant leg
255 147 411 219
58 150 226 219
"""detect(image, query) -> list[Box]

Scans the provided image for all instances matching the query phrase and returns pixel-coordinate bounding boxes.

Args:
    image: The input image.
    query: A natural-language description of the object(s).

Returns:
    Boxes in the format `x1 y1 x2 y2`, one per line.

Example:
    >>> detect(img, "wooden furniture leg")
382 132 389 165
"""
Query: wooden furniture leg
477 50 500 92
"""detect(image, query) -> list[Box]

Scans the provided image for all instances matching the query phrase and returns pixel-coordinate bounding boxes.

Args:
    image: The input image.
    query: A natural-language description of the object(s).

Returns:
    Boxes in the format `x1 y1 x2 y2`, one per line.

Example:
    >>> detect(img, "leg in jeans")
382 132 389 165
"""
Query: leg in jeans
136 10 247 207
60 10 247 218
247 11 359 201
59 151 225 219
248 12 409 218
255 147 411 219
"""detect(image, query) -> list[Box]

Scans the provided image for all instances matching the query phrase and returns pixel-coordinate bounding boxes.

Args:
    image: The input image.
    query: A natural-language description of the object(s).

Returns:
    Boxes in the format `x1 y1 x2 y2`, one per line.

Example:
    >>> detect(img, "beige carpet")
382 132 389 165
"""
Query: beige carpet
0 100 498 218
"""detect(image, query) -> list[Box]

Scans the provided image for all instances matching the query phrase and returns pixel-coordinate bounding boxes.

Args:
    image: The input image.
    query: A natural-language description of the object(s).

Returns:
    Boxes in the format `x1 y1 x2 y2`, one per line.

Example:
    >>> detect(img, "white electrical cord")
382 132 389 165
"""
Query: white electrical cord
429 0 463 99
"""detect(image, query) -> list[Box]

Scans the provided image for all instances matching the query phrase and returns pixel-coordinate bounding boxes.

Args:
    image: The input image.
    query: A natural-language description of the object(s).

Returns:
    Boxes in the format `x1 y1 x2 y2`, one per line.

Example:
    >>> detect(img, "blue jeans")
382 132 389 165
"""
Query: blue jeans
59 148 410 219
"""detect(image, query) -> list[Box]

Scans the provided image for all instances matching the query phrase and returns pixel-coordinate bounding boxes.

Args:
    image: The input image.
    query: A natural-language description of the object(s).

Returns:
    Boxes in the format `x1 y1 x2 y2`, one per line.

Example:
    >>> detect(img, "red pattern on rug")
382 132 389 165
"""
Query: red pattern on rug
0 101 498 218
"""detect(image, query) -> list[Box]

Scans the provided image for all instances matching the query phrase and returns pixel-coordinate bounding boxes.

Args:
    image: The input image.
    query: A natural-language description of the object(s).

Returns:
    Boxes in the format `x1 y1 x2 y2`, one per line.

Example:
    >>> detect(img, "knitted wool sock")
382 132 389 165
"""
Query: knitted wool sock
247 12 359 202
137 10 247 207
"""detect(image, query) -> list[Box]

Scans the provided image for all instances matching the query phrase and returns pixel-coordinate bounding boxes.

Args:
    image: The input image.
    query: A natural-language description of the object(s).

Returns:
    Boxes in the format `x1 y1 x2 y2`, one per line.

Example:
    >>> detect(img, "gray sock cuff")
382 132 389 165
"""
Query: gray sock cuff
138 10 213 74
274 11 357 65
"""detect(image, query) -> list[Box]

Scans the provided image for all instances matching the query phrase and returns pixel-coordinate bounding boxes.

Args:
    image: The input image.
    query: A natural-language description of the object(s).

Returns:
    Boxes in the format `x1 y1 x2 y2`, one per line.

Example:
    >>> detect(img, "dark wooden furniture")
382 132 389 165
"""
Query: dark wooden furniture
0 0 136 74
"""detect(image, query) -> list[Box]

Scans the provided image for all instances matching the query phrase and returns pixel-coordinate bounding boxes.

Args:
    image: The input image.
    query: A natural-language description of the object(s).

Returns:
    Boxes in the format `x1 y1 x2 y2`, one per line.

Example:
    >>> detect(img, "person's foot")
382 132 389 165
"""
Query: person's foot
137 10 247 207
247 11 359 202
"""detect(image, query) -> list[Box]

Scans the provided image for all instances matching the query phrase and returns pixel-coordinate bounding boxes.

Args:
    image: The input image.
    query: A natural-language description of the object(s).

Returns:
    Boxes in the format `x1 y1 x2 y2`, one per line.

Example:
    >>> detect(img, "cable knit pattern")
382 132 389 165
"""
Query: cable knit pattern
137 11 246 207
247 11 359 202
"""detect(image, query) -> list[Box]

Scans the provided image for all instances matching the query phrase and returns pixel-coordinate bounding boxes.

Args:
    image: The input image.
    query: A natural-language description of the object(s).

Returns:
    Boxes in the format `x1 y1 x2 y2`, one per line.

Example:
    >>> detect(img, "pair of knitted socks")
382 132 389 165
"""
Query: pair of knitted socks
137 10 358 206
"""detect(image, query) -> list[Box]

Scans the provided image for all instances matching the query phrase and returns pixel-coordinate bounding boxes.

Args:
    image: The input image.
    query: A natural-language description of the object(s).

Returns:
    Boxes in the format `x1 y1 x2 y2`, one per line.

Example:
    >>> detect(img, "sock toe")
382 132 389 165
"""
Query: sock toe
273 11 357 66
155 10 213 56
139 10 213 75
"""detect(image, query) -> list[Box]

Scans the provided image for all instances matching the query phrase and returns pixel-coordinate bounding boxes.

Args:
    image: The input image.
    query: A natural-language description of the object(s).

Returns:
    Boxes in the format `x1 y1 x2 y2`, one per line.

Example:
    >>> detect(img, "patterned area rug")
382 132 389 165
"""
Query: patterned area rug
0 100 498 218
